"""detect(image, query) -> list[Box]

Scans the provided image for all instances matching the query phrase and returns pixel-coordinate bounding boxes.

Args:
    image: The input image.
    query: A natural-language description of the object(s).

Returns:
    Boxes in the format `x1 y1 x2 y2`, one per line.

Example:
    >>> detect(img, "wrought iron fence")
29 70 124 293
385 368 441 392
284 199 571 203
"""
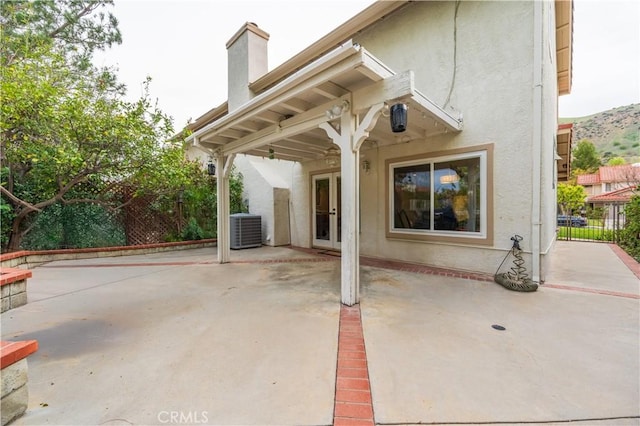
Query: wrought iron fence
557 203 625 243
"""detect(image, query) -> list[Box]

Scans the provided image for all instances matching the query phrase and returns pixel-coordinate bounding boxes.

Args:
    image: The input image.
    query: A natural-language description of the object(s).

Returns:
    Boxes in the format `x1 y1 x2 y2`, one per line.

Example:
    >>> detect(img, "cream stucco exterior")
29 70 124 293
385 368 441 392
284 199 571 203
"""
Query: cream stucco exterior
185 1 572 303
234 155 294 247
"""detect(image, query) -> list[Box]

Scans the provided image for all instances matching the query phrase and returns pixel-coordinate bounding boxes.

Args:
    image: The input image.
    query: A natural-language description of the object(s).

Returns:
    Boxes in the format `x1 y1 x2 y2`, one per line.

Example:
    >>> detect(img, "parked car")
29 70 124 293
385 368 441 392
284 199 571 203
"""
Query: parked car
557 215 588 227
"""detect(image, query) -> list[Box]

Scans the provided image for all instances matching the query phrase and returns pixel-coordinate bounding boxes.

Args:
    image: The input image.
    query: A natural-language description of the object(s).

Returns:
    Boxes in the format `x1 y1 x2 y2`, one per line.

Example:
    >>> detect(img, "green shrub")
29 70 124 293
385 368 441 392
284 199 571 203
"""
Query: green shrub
21 203 125 250
586 206 605 221
181 217 204 241
619 196 640 261
2 161 247 250
0 198 15 250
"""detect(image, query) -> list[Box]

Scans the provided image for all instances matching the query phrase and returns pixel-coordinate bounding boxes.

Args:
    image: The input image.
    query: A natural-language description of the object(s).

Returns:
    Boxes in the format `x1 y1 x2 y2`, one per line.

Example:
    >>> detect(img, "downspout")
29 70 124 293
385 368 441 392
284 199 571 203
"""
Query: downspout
531 1 543 282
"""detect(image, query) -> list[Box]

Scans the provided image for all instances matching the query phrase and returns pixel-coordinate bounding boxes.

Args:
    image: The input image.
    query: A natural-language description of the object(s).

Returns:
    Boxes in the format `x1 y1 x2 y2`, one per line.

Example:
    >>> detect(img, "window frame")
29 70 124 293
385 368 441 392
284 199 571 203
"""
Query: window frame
385 144 494 246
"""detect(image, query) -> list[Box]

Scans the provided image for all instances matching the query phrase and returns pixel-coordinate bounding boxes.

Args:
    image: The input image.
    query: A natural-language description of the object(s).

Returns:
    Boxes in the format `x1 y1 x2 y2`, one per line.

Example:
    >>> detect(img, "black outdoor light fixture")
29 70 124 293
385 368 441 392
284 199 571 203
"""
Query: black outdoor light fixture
390 103 408 133
207 158 216 176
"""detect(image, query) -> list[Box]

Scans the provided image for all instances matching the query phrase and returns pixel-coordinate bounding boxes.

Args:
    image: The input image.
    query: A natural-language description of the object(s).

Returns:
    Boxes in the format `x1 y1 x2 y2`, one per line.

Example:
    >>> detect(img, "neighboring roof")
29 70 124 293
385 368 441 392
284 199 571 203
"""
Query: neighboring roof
599 164 640 183
577 165 640 186
587 185 638 203
577 173 600 186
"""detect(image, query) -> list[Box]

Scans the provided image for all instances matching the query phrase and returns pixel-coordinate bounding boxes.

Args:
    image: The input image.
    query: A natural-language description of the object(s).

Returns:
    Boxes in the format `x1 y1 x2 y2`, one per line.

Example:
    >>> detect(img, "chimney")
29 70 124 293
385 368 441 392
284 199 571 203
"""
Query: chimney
226 22 269 112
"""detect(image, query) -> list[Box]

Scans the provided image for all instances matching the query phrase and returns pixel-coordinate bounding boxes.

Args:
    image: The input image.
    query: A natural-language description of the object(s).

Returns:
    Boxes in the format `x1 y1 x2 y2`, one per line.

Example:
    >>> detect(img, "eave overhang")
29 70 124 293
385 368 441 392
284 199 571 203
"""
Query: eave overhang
557 123 572 181
555 0 573 95
250 0 410 94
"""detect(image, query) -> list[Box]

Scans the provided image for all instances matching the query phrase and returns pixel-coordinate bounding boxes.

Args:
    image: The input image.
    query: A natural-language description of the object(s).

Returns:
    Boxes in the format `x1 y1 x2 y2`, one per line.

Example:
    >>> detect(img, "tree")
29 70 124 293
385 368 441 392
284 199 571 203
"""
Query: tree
572 139 601 172
607 156 626 166
0 1 191 251
1 0 121 68
557 183 587 215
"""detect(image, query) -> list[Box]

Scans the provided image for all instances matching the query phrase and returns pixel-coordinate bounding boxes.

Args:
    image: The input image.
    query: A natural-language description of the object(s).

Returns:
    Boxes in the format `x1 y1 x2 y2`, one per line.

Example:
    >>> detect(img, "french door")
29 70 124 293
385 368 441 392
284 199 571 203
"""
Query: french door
312 173 341 249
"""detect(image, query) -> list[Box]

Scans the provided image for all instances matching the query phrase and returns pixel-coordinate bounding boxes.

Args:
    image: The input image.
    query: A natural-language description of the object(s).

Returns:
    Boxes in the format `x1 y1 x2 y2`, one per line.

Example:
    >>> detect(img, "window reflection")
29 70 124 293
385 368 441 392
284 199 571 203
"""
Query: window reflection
391 155 482 234
393 164 430 229
434 159 480 232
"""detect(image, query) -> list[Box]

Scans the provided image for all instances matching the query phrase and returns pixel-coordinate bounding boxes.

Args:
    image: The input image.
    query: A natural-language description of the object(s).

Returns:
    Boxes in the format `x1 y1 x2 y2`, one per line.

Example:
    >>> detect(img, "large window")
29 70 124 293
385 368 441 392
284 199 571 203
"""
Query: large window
389 150 488 238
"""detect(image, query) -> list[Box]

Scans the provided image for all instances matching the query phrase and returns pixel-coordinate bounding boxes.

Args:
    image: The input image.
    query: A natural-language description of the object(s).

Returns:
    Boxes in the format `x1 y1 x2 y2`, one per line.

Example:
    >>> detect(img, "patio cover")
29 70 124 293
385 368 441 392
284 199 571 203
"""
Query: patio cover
187 42 462 161
185 41 463 305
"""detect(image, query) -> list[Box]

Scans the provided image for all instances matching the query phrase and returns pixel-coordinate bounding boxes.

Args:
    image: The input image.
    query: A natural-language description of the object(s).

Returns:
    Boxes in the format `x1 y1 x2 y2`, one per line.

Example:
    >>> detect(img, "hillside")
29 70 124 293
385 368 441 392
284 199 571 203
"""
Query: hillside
560 103 640 163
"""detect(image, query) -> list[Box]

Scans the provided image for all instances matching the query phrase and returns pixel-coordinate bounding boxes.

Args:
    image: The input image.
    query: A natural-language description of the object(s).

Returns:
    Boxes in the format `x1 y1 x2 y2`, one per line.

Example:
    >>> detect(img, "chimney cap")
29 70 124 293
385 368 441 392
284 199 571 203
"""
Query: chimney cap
226 22 270 49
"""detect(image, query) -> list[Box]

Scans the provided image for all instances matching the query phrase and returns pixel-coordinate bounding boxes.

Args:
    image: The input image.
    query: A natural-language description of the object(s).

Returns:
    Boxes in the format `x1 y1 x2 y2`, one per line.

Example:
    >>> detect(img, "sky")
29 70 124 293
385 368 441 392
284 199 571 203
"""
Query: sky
93 0 640 129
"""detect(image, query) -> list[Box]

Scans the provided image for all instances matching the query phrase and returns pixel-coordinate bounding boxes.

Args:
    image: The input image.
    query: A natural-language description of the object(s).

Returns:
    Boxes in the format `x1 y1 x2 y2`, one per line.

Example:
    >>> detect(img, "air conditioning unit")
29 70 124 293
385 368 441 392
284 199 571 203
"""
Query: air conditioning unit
230 213 262 249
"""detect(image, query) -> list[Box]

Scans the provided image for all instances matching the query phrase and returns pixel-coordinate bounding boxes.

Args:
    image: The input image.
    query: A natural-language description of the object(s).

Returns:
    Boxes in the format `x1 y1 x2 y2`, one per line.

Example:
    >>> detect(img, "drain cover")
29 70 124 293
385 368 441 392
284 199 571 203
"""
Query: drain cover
491 324 506 331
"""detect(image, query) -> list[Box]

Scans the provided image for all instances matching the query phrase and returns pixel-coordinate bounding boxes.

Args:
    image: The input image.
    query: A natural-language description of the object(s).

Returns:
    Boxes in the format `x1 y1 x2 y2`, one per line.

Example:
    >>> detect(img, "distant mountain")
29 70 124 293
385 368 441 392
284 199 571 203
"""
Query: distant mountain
560 103 640 163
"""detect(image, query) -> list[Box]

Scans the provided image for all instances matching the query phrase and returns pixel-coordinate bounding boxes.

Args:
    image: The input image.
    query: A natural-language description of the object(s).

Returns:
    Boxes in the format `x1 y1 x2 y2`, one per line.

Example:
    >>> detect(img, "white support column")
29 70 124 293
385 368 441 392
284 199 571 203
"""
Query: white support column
320 102 384 306
216 153 235 264
340 110 359 307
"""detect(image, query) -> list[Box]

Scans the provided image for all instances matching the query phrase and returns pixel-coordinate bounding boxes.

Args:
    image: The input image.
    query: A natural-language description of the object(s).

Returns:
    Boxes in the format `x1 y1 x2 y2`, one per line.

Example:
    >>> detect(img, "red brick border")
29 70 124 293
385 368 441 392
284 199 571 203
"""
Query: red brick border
334 305 375 426
232 257 334 264
609 243 640 280
0 239 217 264
360 256 494 282
0 268 32 286
541 283 639 299
289 246 494 282
1 340 38 369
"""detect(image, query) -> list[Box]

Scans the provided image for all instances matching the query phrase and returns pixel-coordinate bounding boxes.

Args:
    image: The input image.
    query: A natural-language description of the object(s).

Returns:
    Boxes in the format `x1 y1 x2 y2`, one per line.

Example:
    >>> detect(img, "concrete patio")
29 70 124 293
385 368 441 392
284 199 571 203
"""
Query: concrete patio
1 242 638 425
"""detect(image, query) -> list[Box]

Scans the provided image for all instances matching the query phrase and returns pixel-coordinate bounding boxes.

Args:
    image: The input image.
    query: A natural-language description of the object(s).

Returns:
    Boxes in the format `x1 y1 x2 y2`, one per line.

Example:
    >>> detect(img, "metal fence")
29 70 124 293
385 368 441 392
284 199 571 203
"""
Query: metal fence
557 203 625 243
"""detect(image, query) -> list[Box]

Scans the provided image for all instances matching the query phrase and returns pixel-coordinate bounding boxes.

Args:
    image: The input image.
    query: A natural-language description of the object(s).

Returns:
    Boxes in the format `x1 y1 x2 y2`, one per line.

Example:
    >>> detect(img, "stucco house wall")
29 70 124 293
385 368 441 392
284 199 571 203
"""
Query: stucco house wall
273 1 557 277
190 0 568 285
233 155 295 246
539 0 561 280
185 150 294 246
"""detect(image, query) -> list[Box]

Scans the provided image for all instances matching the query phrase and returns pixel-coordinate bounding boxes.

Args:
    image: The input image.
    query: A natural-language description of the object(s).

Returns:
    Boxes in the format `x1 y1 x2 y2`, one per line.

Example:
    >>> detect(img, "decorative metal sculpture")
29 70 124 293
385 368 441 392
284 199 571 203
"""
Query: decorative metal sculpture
494 235 538 292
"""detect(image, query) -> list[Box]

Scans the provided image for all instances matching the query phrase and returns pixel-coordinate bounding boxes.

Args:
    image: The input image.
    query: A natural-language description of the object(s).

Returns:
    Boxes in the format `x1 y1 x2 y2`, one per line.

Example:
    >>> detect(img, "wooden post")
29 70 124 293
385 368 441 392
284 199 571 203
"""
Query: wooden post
320 101 383 306
216 153 235 264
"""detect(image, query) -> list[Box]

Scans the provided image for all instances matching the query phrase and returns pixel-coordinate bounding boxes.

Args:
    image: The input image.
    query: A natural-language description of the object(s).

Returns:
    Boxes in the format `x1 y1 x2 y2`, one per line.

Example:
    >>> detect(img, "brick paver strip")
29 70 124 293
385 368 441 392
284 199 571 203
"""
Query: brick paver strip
334 305 375 426
609 243 640 280
541 283 639 299
40 262 216 268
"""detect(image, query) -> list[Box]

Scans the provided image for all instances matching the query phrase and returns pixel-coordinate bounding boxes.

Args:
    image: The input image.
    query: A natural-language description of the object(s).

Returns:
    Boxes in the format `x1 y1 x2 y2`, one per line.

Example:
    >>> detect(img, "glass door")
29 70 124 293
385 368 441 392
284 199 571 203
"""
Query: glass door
312 173 341 249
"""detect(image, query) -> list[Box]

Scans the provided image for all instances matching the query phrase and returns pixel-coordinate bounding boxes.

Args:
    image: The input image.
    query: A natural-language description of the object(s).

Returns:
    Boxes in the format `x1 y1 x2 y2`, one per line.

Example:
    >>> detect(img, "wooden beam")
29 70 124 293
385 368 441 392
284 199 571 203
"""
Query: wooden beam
272 141 326 155
234 121 264 132
219 128 249 139
248 148 306 162
353 103 385 151
281 98 313 114
351 71 414 113
254 110 284 124
283 137 328 151
223 154 235 178
312 81 348 100
222 96 349 156
191 50 366 142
